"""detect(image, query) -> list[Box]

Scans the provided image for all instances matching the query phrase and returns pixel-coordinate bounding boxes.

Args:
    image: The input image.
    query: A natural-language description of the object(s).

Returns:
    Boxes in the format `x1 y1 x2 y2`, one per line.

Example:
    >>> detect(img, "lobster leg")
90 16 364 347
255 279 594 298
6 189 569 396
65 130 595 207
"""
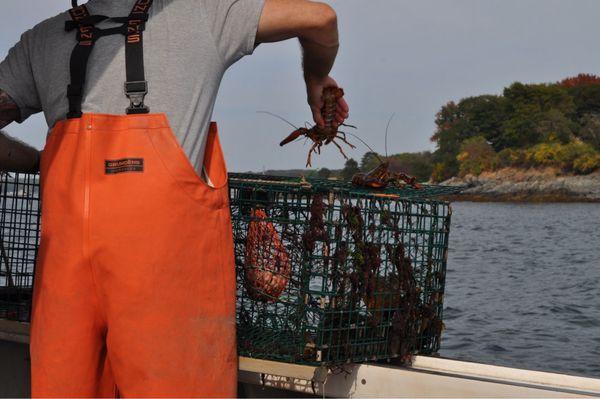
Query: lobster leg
306 142 320 167
331 139 350 161
335 133 357 149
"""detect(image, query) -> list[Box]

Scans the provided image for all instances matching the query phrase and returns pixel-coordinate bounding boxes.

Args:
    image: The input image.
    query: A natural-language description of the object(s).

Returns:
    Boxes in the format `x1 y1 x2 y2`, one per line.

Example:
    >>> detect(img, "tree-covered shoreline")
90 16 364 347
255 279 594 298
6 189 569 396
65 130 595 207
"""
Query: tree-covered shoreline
429 73 600 182
262 74 600 184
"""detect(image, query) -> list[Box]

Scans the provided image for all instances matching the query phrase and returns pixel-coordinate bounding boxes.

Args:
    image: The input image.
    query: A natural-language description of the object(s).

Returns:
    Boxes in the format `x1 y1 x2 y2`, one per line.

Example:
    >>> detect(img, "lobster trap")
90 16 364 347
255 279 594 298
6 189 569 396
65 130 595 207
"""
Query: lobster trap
0 172 41 322
0 170 461 367
230 173 461 366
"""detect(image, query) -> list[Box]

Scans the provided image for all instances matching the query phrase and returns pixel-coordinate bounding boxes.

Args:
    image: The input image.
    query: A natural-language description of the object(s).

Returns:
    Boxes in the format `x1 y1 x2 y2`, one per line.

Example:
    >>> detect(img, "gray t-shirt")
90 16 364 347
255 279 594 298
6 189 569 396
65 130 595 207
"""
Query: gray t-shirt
0 0 264 174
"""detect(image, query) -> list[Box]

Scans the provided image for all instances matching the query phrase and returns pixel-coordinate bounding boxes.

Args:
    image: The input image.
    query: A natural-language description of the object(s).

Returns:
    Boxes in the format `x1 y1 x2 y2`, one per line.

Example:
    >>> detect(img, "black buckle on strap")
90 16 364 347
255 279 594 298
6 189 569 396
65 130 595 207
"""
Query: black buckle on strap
65 16 109 32
128 14 150 23
124 81 149 114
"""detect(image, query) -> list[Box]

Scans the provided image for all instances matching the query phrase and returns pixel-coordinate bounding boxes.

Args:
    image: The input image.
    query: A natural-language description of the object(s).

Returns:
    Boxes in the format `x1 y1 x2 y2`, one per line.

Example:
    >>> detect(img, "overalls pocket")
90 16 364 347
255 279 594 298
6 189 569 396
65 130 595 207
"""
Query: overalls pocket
144 116 229 208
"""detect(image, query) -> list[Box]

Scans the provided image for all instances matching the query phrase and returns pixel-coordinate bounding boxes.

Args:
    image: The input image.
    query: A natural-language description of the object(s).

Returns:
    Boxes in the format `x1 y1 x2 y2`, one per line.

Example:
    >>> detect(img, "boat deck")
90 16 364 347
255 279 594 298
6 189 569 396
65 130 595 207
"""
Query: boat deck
0 319 598 398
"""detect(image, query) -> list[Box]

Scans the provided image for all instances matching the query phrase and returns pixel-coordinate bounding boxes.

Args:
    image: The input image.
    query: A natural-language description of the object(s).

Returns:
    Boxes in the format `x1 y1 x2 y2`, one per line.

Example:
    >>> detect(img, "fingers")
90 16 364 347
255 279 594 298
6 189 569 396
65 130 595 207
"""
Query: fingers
311 106 325 128
306 77 350 127
338 96 349 113
335 110 346 125
335 96 349 125
336 106 349 120
315 106 346 127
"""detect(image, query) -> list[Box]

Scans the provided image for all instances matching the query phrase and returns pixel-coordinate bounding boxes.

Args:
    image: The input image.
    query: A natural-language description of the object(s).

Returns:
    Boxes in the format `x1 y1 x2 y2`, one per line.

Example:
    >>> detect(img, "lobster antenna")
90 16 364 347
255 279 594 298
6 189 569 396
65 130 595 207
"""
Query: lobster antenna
385 113 395 159
257 111 299 130
345 132 386 165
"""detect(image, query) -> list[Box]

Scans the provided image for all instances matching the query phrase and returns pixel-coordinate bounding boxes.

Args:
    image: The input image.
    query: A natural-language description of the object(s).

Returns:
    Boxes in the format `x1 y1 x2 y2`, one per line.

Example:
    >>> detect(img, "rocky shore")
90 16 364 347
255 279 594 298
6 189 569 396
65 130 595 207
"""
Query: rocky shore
441 168 600 202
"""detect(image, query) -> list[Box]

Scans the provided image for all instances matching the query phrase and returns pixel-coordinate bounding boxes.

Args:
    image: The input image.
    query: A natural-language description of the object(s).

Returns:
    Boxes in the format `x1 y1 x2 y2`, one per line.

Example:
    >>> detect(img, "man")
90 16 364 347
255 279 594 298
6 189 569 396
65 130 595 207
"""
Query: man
0 0 348 397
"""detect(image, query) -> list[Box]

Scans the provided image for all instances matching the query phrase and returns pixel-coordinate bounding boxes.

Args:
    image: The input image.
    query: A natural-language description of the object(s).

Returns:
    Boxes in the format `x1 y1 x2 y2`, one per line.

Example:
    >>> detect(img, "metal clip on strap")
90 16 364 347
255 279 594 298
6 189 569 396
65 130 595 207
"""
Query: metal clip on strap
125 81 149 114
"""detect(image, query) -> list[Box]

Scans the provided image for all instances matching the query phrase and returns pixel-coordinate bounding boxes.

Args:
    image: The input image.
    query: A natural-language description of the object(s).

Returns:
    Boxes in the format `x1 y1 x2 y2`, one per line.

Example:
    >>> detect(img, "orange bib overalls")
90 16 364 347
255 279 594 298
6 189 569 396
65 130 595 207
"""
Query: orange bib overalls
30 1 237 397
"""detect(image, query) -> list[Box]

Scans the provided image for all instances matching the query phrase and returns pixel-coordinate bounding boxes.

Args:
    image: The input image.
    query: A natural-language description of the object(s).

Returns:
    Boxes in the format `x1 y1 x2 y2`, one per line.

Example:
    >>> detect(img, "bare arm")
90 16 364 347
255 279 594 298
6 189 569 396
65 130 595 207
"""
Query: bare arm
0 90 40 173
256 0 349 127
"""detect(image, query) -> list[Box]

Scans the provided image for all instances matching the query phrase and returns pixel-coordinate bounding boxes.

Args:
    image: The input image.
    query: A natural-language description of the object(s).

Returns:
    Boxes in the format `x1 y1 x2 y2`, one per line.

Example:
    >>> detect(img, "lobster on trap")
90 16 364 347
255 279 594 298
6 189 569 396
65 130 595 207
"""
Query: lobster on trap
230 174 462 366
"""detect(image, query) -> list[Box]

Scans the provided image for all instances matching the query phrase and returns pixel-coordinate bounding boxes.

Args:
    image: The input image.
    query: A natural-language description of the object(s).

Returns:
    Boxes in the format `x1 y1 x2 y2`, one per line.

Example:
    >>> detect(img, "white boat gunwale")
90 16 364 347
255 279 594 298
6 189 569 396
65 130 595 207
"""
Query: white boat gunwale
2 319 599 398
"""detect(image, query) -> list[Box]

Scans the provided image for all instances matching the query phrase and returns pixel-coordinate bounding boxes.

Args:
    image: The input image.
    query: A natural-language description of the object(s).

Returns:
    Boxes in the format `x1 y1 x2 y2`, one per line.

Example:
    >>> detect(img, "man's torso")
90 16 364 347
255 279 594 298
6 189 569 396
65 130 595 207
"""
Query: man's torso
0 0 263 173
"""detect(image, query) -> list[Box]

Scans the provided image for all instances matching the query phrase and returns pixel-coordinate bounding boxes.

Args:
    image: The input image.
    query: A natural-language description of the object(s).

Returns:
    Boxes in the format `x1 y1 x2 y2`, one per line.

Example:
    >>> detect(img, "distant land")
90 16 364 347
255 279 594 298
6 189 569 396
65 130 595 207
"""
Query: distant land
253 74 600 203
441 168 600 202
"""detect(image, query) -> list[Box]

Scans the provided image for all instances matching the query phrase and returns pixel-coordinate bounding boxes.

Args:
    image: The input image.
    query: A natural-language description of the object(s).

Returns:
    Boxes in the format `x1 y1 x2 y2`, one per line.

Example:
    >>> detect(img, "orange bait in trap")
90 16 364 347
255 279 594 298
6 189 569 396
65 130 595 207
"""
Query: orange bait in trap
244 208 291 302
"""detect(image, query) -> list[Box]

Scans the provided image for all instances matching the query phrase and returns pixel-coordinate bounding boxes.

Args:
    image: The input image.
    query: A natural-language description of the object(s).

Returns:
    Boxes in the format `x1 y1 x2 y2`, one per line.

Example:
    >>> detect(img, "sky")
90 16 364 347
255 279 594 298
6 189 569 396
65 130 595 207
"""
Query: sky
1 0 600 172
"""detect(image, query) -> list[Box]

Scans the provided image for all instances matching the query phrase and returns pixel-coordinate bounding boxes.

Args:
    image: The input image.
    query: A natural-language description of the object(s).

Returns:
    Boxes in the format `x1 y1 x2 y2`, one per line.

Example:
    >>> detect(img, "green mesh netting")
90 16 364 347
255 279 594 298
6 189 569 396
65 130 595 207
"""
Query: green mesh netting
230 173 458 366
229 173 464 200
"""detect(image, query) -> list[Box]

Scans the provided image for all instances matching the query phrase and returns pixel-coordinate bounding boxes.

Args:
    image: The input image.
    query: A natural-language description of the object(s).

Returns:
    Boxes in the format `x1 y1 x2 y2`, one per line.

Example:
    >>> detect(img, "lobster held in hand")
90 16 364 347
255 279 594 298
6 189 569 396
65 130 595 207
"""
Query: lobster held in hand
279 87 356 167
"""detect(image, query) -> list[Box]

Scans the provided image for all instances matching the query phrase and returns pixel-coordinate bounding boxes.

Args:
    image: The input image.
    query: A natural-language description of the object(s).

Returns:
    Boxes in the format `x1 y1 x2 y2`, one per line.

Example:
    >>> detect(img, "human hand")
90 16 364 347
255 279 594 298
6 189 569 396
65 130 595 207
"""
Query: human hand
305 75 349 128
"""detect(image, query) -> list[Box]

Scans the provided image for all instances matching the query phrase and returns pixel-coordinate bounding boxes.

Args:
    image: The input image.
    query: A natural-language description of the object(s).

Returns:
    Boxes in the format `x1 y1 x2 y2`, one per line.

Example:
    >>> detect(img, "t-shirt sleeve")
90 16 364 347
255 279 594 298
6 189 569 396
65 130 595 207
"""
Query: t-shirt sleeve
205 0 266 68
0 30 42 123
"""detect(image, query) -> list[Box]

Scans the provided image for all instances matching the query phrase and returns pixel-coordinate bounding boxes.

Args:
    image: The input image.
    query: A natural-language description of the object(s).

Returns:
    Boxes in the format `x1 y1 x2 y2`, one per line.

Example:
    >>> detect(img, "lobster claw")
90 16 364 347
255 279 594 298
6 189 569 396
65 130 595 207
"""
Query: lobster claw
280 129 306 146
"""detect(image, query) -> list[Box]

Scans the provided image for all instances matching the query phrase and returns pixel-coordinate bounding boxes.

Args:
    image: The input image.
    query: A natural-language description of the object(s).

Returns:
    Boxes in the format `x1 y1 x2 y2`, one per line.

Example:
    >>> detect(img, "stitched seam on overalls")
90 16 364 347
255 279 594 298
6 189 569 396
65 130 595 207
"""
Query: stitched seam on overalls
143 129 222 210
159 120 228 190
84 122 109 328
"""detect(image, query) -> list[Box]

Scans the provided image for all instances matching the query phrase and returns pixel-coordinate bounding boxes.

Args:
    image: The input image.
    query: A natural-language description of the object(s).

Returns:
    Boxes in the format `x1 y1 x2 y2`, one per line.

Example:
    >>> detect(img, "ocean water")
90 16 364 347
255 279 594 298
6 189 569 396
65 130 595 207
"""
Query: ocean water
440 202 600 378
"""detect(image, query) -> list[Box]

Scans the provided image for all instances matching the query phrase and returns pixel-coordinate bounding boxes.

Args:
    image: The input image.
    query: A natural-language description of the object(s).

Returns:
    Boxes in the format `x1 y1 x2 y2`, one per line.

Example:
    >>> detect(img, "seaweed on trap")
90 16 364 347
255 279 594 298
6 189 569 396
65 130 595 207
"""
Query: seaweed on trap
322 203 441 366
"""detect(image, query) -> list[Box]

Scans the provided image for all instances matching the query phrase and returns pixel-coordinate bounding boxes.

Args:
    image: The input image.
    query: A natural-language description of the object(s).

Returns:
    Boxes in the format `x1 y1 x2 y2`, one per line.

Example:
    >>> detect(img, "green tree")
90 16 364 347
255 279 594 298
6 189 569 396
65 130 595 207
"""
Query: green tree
430 101 463 180
456 136 498 176
455 96 508 150
390 152 434 182
534 109 576 144
430 96 507 179
360 152 380 172
416 75 599 180
341 158 360 181
502 83 576 148
578 114 600 150
568 84 600 118
317 168 332 179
